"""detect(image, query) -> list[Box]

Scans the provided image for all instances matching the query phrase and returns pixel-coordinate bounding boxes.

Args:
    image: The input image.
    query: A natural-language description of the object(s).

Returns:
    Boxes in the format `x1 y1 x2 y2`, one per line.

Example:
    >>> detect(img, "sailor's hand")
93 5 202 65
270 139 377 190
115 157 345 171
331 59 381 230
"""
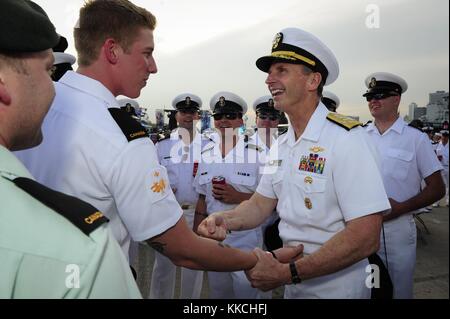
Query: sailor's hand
197 213 228 241
212 184 244 204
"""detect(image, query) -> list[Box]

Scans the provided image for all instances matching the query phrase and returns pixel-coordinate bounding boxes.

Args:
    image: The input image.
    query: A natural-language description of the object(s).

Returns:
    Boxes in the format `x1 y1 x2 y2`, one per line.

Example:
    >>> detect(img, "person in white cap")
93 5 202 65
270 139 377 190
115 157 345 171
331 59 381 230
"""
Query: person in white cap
362 72 445 298
118 97 139 117
51 35 76 82
15 0 303 296
150 93 206 299
192 91 270 299
436 130 449 206
321 91 340 112
197 28 391 299
251 95 281 151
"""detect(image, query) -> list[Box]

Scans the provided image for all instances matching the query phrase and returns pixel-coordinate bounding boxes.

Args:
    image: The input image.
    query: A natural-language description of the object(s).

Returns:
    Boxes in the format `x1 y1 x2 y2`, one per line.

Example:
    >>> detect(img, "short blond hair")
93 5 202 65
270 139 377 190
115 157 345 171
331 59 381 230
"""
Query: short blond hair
74 0 156 66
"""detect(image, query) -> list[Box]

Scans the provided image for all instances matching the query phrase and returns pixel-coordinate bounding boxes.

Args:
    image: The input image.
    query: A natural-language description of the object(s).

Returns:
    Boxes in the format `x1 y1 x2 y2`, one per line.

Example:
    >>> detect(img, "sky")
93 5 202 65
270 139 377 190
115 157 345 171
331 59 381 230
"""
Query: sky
35 0 449 124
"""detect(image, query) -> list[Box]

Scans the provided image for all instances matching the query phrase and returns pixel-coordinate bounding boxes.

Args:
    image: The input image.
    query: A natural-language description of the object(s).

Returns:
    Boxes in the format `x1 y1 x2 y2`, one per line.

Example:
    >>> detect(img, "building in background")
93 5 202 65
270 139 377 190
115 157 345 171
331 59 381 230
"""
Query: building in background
407 91 449 129
426 91 449 124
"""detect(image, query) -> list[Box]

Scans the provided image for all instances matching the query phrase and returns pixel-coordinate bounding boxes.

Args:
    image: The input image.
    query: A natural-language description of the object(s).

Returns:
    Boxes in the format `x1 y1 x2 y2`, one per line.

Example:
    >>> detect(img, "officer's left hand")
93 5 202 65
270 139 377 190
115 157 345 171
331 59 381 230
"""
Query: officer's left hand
245 248 295 291
212 184 243 204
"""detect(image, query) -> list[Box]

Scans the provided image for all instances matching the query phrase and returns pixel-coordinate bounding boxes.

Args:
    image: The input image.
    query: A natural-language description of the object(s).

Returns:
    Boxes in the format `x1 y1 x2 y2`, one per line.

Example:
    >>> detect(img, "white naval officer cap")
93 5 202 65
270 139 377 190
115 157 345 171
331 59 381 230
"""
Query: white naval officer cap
441 130 449 136
53 52 76 65
256 27 339 86
363 72 408 97
252 95 280 114
322 91 340 109
118 98 139 109
210 91 247 115
171 93 202 110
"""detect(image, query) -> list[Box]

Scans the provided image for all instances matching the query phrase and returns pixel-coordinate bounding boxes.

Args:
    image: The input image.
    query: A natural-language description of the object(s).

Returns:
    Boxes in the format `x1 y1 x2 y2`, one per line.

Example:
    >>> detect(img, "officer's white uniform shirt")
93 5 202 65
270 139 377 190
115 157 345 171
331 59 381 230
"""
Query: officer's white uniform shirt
15 71 182 259
257 103 391 298
365 117 442 299
366 118 442 205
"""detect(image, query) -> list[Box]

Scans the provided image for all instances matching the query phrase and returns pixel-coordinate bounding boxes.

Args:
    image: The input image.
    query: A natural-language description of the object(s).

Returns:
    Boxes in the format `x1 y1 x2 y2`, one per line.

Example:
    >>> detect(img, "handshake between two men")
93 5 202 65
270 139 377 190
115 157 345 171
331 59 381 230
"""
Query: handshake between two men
197 213 303 292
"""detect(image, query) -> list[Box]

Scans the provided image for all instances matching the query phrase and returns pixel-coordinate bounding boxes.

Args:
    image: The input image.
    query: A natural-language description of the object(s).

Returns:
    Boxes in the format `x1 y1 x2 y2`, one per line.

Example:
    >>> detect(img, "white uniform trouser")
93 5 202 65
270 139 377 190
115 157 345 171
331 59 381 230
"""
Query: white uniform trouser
283 254 370 299
149 209 203 299
208 229 263 299
378 214 417 299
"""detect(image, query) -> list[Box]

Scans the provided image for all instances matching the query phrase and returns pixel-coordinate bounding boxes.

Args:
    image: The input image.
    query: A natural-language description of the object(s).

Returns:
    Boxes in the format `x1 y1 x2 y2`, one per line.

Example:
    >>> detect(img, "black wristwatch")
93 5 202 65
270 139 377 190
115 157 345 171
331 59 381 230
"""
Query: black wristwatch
289 260 302 284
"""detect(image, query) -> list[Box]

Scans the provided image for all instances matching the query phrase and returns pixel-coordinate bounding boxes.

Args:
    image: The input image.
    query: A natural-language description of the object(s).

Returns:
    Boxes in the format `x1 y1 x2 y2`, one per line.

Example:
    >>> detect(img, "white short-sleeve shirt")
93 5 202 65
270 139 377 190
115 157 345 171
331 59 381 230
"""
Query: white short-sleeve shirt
257 103 391 255
156 129 211 208
193 136 266 250
15 71 182 258
365 118 443 204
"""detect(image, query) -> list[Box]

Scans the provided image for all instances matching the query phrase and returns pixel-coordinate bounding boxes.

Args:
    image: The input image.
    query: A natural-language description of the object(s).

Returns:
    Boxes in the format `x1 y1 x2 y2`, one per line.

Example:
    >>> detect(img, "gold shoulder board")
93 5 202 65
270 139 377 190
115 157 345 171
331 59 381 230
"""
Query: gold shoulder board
326 113 362 131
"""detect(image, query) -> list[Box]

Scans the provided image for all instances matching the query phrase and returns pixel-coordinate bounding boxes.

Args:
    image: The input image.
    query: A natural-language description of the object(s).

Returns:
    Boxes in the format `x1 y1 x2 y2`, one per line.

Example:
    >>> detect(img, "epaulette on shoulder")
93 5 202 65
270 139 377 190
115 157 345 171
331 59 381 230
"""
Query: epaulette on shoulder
326 113 362 131
245 143 263 153
1 173 108 236
108 108 149 142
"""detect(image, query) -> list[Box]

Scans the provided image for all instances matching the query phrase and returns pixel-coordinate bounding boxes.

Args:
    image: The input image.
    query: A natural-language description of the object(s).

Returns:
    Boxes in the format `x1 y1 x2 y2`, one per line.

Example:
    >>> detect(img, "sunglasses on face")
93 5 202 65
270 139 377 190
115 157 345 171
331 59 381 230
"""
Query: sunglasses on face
213 113 241 121
258 114 279 121
178 109 199 115
365 93 399 102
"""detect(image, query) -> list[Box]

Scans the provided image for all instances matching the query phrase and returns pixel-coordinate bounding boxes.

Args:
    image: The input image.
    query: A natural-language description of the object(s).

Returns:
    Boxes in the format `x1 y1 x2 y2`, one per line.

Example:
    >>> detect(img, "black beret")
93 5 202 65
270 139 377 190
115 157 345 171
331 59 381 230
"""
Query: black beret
0 0 59 52
53 35 69 53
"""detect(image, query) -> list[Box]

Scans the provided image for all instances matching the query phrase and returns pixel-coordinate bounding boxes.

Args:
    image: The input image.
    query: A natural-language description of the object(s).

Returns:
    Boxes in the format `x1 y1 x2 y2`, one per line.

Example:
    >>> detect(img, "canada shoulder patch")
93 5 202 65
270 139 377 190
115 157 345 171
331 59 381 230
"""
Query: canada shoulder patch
326 113 362 131
108 108 149 142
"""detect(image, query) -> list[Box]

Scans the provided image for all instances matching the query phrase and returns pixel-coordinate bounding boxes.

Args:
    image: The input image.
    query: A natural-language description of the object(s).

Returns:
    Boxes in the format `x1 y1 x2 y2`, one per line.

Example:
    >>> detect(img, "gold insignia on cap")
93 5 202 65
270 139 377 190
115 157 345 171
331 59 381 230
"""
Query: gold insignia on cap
304 176 313 184
305 198 312 210
272 32 283 50
268 98 274 107
185 96 191 105
369 77 377 88
219 96 226 107
309 146 325 153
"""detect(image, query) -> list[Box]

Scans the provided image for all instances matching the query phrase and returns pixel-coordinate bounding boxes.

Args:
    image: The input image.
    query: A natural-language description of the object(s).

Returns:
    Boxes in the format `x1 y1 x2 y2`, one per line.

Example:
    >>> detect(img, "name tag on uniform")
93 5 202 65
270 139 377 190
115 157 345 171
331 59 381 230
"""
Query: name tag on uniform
268 160 282 166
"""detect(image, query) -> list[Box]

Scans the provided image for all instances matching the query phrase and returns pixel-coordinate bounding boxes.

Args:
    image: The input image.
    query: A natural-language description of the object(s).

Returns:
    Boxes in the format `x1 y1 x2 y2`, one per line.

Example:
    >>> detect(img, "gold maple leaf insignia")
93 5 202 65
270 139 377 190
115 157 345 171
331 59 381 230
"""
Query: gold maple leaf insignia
151 179 166 193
